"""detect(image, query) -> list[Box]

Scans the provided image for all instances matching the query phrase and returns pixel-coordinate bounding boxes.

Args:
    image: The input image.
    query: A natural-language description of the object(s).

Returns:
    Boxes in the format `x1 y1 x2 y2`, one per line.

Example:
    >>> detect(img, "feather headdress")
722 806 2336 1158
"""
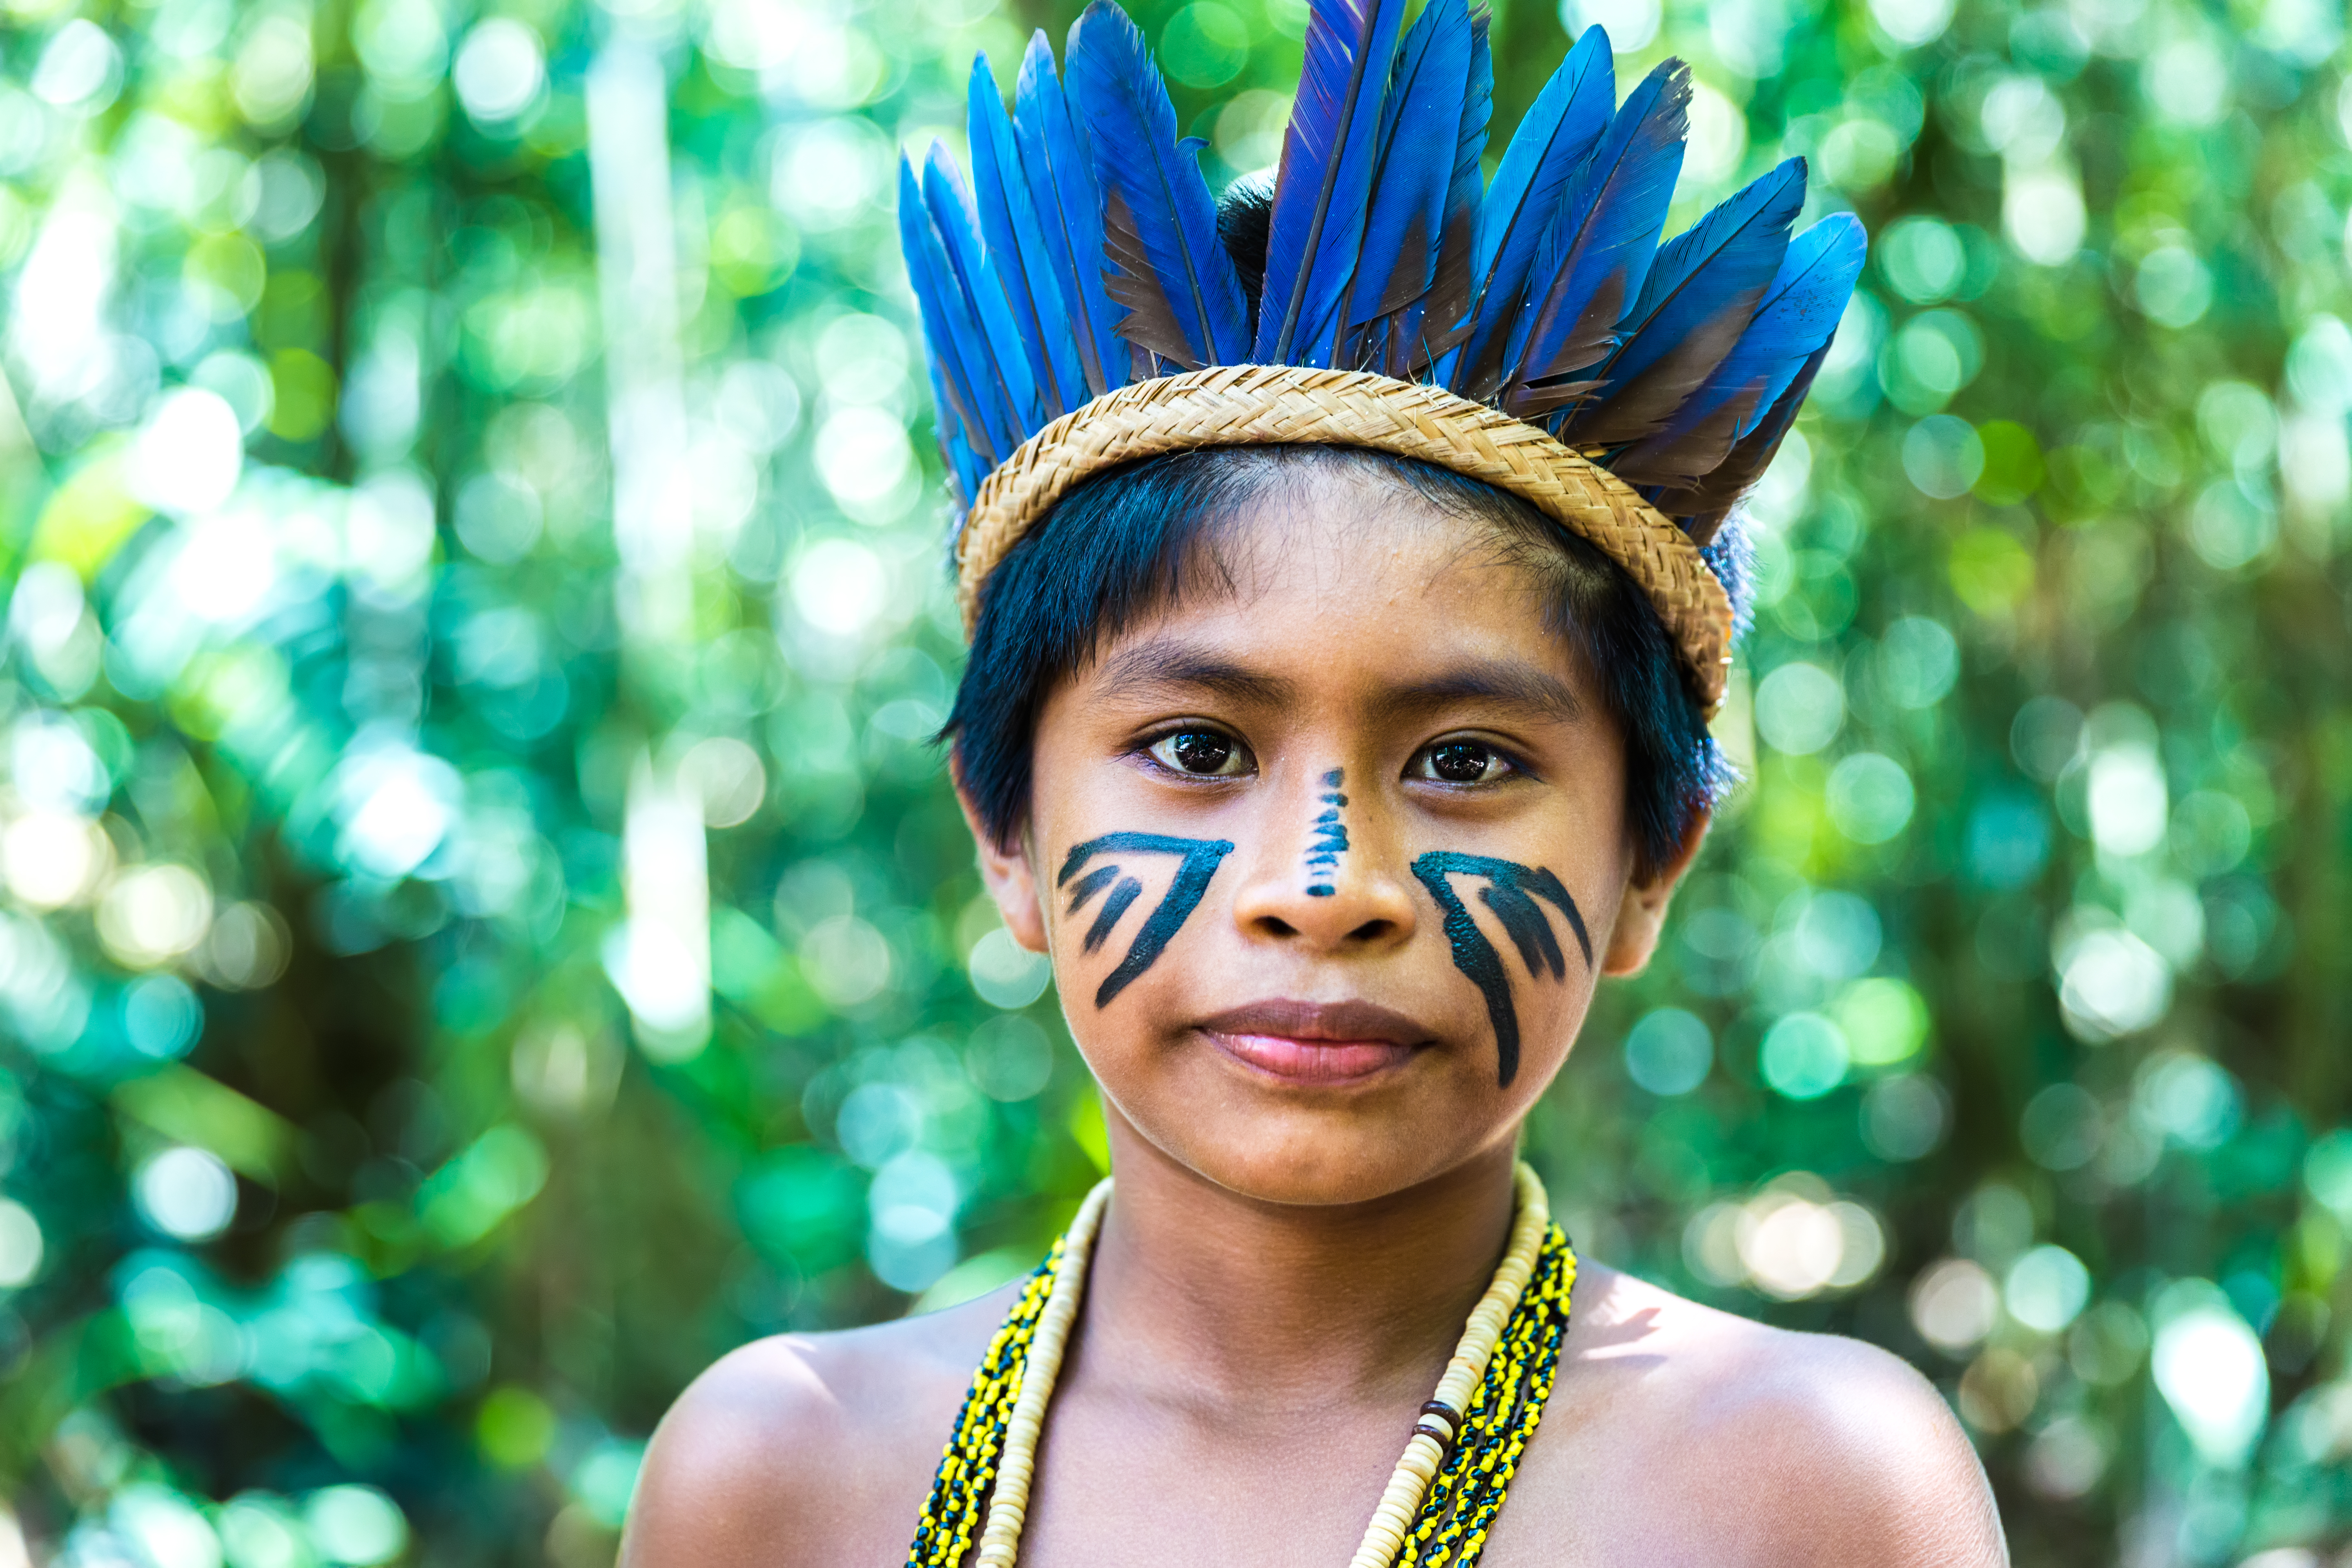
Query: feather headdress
901 0 1865 712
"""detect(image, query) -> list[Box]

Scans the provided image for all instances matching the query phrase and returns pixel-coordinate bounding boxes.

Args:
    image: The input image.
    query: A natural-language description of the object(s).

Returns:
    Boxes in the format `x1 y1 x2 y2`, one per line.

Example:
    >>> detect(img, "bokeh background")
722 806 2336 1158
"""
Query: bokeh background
0 0 2344 1560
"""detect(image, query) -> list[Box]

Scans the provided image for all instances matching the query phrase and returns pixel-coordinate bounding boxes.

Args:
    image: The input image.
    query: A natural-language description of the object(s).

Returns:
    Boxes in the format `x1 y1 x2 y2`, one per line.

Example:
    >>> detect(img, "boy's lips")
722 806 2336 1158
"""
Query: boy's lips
1194 999 1437 1085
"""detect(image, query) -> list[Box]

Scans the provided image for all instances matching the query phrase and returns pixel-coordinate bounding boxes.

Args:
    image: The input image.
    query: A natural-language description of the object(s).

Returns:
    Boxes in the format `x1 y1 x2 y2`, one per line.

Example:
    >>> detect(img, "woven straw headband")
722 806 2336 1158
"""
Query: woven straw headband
951 365 1736 717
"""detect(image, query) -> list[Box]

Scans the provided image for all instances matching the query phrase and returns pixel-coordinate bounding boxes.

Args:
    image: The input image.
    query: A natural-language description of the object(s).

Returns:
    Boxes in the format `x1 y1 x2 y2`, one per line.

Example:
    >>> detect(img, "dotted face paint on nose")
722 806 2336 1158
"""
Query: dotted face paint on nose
1305 768 1348 897
1410 852 1593 1088
1058 833 1236 1008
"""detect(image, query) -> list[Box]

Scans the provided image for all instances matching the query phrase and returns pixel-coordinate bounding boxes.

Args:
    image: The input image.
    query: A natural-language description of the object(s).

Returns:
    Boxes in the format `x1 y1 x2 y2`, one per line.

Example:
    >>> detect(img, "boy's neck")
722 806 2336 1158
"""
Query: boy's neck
1075 1112 1523 1416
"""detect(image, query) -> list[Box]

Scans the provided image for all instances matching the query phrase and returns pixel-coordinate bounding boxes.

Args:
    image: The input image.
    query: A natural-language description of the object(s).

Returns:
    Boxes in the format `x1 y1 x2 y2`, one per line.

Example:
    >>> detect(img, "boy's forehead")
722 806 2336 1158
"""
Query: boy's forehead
1080 485 1589 718
1179 469 1556 617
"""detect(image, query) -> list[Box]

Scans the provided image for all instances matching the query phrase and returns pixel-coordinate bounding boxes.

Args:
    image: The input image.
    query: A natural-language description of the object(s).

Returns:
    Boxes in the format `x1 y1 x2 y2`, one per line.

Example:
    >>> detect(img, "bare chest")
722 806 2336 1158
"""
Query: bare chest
985 1378 1740 1568
844 1351 1760 1568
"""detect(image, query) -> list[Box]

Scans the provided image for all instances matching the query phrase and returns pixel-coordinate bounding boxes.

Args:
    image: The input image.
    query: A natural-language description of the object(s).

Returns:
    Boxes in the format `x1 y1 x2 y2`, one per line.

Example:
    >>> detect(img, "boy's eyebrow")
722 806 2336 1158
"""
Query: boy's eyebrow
1095 641 1581 724
1368 662 1585 725
1094 640 1298 708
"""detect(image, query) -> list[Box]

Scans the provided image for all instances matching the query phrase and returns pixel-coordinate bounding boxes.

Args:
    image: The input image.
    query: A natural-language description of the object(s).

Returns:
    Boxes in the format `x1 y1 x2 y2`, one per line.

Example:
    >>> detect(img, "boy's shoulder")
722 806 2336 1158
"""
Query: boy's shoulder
1564 1258 1960 1433
1512 1262 2006 1566
618 1282 1023 1568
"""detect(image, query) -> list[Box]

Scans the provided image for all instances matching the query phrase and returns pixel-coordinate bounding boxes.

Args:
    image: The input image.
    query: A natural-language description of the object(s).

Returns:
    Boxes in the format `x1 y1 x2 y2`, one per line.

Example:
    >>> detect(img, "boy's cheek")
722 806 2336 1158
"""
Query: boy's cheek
1042 830 1236 1010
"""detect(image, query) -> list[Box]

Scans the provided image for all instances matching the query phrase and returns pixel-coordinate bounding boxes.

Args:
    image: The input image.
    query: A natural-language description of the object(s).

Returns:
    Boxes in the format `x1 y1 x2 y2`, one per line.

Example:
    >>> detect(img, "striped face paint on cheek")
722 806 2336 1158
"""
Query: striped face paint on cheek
1305 768 1347 897
1057 833 1236 1008
1410 852 1594 1088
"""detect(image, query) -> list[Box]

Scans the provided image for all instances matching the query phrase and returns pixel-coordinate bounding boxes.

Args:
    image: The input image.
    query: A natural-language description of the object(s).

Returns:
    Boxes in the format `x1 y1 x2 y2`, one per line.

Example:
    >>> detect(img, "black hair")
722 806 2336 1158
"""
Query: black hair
942 183 1729 884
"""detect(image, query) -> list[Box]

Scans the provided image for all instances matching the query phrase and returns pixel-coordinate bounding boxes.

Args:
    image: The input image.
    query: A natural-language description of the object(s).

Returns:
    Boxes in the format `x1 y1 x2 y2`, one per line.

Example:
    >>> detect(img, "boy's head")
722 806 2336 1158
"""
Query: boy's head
947 445 1722 1205
900 6 1861 1205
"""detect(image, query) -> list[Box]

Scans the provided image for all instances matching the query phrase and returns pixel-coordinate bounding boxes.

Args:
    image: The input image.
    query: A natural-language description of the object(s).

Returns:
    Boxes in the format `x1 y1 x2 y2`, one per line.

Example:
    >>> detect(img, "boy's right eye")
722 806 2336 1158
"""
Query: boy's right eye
1148 730 1250 777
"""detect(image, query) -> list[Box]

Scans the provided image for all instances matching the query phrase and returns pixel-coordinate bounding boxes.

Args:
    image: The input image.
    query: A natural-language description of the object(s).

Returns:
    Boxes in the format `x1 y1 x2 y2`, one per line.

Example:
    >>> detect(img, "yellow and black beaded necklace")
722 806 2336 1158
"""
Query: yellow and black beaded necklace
904 1163 1577 1568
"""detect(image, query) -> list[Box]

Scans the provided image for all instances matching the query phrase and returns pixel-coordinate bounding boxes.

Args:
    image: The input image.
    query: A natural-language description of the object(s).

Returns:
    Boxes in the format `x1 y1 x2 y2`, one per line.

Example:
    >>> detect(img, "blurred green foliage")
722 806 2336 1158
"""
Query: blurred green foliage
0 0 2344 1562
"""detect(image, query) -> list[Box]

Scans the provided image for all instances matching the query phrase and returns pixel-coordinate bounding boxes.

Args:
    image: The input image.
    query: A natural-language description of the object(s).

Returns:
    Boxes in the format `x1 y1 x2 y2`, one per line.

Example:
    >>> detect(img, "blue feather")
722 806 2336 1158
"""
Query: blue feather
1439 27 1615 398
922 145 1049 442
1498 58 1690 416
1257 0 1408 364
1013 30 1126 397
1595 158 1803 379
922 345 991 504
1343 0 1474 368
1555 157 1802 445
1067 2 1250 370
969 54 1090 420
899 154 1018 466
1670 340 1833 545
1723 210 1863 433
1614 210 1864 486
1400 4 1490 376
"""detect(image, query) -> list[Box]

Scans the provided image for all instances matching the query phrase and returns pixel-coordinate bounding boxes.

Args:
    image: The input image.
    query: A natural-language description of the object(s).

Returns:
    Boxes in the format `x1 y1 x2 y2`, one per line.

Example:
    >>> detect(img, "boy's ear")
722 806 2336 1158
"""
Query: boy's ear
1600 809 1711 977
951 761 1049 955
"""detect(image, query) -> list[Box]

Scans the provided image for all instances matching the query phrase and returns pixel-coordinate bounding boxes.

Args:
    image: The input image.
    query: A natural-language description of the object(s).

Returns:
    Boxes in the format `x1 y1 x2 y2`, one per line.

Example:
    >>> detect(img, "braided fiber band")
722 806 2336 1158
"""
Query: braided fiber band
953 364 1736 715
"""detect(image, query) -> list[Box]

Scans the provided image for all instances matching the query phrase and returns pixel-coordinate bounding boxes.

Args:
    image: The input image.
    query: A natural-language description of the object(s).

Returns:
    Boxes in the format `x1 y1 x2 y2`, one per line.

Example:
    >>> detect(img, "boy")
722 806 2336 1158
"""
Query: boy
625 2 2007 1560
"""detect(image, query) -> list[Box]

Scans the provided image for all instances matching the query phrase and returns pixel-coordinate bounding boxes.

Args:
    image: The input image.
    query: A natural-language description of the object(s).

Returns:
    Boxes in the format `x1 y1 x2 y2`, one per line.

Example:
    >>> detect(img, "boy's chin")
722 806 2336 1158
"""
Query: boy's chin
1111 1094 1515 1210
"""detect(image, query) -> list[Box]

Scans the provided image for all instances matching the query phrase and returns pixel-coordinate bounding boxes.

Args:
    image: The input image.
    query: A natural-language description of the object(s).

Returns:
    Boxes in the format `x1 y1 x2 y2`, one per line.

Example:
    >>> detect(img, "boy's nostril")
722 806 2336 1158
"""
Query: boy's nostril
1348 919 1392 942
1257 915 1299 938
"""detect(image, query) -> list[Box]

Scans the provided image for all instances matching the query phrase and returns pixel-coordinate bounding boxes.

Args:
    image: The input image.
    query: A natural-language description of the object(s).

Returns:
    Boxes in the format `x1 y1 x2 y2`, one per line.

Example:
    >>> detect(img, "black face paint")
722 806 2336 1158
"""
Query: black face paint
1410 852 1593 1087
1063 864 1121 911
1082 877 1143 952
1058 833 1236 1007
1305 767 1348 897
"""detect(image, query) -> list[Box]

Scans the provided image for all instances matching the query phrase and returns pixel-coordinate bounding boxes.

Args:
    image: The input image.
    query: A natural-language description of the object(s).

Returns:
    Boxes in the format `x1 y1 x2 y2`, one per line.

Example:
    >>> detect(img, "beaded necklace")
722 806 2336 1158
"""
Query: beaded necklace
904 1163 1576 1568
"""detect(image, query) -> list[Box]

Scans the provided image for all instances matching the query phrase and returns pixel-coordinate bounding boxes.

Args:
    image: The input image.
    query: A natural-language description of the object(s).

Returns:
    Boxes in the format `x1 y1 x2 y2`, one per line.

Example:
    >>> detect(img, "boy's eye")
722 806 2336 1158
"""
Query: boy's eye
1413 740 1513 784
1149 730 1250 777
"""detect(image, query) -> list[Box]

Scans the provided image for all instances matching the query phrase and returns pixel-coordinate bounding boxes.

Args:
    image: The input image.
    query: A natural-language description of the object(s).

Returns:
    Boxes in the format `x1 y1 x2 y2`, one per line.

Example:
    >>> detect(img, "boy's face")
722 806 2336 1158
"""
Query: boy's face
964 469 1704 1205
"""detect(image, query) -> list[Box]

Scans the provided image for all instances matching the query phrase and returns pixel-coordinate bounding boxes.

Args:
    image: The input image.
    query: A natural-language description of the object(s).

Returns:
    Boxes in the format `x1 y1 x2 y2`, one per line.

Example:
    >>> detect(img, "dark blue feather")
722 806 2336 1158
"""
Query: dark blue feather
1439 26 1615 399
1067 1 1249 370
1722 210 1863 432
1553 155 1803 445
1400 4 1490 376
1343 0 1474 366
1013 30 1125 397
1614 210 1863 486
1498 57 1690 415
899 154 1017 466
922 145 1048 442
1257 0 1408 364
1669 340 1832 545
969 54 1090 420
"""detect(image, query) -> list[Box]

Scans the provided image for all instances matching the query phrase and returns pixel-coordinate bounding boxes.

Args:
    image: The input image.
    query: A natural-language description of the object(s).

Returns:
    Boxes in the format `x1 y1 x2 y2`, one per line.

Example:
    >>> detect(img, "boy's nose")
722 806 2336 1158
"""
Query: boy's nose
1228 766 1417 949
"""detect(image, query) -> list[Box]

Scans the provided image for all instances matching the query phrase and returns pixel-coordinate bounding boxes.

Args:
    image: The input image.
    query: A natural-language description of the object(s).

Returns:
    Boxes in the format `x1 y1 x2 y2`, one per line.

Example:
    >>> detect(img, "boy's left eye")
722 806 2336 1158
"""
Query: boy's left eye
1409 739 1516 785
1148 729 1251 777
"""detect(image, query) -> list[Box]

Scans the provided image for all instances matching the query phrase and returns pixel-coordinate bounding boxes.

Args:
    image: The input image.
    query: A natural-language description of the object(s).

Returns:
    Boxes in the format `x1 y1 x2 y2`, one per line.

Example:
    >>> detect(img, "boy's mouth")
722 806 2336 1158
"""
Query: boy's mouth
1194 999 1436 1085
